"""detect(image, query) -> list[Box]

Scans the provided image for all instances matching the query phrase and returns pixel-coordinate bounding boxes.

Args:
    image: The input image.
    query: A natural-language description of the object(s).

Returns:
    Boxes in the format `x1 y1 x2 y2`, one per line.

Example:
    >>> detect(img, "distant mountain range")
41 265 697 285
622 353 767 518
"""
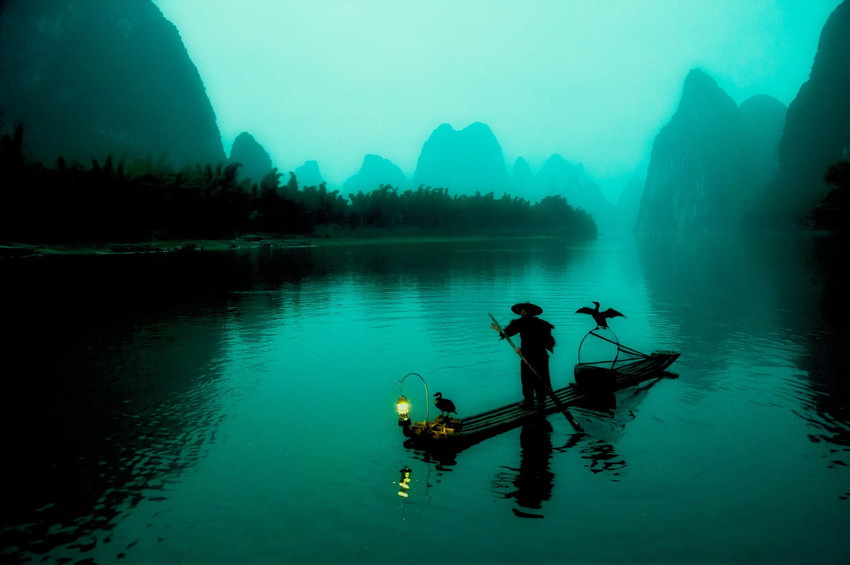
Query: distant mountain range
2 0 847 233
336 123 615 230
245 121 617 230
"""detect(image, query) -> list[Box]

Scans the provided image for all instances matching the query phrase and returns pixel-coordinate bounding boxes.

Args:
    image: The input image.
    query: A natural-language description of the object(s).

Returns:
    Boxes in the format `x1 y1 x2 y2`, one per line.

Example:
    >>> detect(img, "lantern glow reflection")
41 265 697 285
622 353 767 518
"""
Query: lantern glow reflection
397 466 412 497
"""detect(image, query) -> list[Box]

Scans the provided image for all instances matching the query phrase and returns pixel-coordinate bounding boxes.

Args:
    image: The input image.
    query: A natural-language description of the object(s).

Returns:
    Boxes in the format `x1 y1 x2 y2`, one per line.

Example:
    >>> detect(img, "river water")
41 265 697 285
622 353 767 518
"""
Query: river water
1 234 848 564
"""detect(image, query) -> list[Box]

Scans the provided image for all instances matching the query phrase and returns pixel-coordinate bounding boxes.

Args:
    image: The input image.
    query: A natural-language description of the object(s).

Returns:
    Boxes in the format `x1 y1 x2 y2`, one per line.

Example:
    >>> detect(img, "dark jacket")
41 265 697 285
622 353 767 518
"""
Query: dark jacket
502 316 555 357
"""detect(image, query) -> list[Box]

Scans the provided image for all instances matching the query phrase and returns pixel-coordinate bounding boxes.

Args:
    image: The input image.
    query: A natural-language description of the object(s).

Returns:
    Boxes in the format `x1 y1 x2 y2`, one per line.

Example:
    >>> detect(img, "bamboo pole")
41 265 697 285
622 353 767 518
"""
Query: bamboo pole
489 313 584 433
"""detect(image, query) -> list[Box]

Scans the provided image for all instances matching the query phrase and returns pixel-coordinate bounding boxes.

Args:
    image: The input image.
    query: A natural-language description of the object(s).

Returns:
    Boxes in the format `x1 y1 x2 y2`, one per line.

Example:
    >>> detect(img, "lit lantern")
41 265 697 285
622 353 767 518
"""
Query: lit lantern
396 395 411 425
396 373 429 433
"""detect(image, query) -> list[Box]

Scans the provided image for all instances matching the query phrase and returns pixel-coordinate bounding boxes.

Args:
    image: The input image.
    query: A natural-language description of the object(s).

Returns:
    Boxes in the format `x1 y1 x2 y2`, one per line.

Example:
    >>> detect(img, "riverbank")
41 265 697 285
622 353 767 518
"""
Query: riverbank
1 231 586 258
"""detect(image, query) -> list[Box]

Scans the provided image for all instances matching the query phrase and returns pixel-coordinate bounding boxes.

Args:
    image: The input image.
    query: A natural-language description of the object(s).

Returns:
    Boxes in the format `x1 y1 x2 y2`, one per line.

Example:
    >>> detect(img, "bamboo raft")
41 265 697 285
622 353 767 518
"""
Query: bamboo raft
400 335 679 448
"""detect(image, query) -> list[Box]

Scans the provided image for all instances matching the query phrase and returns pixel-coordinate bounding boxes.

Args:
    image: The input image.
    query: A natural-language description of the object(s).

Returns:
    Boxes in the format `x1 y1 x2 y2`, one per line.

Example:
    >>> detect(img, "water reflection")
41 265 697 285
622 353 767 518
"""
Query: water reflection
3 235 847 563
402 376 665 519
396 465 414 498
492 416 555 519
637 232 850 471
490 404 636 518
797 236 850 464
0 250 301 563
403 439 461 470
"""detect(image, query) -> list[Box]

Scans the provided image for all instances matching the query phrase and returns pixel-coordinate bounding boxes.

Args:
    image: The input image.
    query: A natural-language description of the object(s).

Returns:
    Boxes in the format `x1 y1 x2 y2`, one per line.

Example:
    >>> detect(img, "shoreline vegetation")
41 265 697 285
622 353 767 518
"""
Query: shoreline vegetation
0 124 598 256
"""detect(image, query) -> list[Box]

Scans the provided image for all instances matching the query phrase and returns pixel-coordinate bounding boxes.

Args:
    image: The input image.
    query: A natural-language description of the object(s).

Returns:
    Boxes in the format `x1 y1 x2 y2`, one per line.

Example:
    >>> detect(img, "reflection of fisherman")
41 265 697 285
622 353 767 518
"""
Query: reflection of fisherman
494 302 555 409
513 416 554 517
493 415 555 519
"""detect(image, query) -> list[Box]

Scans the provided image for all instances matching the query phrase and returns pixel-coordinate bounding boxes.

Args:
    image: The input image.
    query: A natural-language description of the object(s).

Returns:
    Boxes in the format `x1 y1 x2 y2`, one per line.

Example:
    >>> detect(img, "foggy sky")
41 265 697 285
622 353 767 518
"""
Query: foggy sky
153 0 841 201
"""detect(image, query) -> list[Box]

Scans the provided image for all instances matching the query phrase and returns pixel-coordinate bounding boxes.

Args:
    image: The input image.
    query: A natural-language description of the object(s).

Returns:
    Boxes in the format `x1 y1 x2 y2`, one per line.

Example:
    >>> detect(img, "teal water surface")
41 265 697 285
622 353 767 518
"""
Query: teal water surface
1 234 847 564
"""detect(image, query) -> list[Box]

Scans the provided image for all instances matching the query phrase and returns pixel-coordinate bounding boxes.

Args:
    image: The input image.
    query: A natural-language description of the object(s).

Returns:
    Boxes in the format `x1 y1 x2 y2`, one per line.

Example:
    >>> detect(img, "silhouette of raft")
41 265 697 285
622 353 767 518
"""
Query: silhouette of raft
401 332 679 446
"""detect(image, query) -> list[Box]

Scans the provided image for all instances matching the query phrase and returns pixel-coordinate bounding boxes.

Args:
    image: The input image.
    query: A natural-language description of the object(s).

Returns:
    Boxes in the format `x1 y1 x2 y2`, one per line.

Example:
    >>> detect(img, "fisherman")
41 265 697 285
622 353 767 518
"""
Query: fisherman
493 302 555 410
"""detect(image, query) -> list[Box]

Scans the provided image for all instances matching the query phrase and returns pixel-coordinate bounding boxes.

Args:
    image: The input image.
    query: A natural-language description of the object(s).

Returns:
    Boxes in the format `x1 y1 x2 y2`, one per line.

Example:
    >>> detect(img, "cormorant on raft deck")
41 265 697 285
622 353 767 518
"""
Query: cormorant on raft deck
397 323 679 448
433 392 457 417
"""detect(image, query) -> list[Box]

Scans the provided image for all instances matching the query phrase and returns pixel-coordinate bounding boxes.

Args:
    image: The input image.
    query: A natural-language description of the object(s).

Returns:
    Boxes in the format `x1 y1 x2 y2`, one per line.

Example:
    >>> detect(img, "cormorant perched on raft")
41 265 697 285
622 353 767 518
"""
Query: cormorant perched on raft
433 392 457 417
576 301 625 329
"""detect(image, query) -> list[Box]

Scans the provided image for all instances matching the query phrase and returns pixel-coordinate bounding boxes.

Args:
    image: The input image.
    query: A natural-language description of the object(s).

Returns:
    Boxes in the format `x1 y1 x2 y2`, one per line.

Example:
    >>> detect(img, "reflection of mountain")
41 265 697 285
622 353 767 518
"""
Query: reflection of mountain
636 232 850 454
635 233 794 390
0 250 324 563
779 237 850 456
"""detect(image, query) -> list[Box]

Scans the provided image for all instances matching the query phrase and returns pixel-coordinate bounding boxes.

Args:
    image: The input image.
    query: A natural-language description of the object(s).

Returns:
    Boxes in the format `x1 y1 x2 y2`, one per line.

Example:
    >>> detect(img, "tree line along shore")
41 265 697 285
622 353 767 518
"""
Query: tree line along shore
0 124 597 250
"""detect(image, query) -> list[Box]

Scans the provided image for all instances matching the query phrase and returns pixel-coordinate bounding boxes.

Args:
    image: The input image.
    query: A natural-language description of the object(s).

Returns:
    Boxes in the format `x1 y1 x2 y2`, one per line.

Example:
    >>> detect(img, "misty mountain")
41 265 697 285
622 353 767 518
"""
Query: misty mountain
409 123 614 229
510 157 535 190
343 154 407 194
293 160 324 187
412 122 511 194
229 132 273 184
739 95 787 189
614 175 645 230
766 0 850 225
532 154 614 230
636 68 759 233
0 0 224 168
